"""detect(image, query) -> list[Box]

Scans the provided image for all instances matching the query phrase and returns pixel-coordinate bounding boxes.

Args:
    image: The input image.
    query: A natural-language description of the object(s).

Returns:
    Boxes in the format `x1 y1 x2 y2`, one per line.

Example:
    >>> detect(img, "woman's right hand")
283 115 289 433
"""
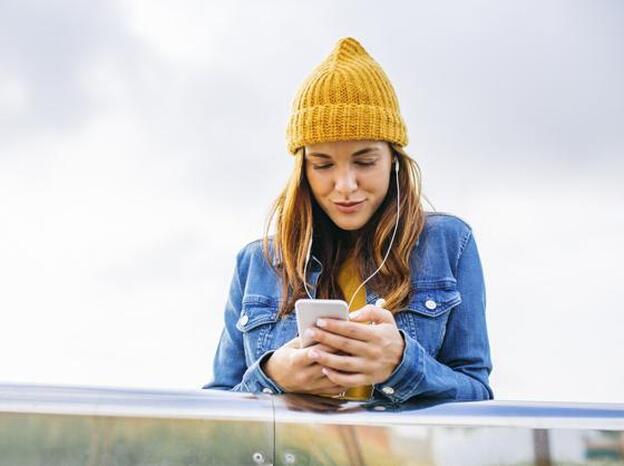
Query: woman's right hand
261 336 347 396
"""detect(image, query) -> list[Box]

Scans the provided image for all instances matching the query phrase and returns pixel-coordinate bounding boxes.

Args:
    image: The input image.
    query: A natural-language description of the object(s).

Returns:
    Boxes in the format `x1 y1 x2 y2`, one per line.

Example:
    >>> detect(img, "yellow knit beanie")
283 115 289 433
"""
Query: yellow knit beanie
286 37 408 155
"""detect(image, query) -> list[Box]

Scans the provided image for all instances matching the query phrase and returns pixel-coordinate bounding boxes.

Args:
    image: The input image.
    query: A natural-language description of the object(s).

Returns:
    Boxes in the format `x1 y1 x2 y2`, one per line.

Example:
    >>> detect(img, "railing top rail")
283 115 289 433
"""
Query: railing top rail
2 383 623 430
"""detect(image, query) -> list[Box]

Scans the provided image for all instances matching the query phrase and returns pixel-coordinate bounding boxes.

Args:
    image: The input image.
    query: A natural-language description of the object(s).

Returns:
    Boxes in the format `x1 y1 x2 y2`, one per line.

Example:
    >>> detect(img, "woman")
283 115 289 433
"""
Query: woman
203 37 493 403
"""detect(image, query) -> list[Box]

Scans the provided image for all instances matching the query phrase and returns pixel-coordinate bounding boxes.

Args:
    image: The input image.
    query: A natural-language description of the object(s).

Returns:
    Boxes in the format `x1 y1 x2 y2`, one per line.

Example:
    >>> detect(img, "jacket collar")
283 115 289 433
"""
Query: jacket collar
270 247 322 273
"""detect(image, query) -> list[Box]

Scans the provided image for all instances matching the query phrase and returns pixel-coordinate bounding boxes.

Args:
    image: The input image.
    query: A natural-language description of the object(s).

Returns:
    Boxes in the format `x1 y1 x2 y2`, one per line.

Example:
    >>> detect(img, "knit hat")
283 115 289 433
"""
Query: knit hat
286 37 408 155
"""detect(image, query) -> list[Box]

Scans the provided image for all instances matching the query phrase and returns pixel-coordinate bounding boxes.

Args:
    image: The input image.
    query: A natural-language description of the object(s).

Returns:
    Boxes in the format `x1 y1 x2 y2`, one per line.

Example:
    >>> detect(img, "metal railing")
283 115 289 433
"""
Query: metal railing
1 383 623 465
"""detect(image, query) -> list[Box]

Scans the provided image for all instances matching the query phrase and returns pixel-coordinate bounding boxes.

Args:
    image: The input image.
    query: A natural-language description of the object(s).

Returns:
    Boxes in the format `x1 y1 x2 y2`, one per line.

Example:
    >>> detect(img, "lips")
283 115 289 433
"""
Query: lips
335 201 364 207
333 200 365 213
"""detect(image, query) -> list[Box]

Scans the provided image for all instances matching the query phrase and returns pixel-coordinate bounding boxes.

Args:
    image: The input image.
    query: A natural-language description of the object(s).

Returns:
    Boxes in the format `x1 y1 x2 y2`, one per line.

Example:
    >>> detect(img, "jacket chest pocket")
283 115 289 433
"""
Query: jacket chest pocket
394 288 462 356
236 295 296 364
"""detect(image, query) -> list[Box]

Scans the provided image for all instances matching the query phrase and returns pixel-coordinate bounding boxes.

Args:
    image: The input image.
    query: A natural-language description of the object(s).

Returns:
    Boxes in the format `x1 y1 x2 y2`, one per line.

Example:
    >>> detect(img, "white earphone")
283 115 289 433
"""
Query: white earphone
303 156 401 310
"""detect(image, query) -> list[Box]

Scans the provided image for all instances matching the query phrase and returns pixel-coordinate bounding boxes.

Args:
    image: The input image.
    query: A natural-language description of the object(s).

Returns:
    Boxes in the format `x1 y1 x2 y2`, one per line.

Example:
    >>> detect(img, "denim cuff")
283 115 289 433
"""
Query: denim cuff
373 329 425 403
241 350 285 394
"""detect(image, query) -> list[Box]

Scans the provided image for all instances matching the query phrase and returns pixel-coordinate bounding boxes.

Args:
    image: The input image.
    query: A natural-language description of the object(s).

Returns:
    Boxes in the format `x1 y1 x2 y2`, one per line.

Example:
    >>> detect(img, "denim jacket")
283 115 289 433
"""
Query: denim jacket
203 212 494 403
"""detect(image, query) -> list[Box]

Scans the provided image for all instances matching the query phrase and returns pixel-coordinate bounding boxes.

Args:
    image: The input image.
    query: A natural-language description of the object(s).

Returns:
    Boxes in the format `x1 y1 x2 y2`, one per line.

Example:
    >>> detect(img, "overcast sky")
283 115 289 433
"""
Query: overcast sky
1 0 622 403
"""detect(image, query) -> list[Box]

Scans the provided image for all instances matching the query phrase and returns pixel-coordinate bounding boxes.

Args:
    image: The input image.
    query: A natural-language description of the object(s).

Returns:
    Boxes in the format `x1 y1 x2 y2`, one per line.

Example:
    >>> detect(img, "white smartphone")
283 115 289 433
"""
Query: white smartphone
295 299 349 348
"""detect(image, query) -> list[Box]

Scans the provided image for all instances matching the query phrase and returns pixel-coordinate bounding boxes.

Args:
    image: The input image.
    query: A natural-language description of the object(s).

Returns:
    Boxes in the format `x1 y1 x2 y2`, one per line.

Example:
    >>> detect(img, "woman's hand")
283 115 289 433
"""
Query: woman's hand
261 336 348 396
304 305 405 388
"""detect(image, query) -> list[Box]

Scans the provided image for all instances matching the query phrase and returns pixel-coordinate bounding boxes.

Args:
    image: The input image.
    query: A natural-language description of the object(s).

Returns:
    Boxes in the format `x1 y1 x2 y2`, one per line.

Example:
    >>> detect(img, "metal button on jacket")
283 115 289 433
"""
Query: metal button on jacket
262 387 273 394
238 314 249 326
382 386 395 395
425 299 437 310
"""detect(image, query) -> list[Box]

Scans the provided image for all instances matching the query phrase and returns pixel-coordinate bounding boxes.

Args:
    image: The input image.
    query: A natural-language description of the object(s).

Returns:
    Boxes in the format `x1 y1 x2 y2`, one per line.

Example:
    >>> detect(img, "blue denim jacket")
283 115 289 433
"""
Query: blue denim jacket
203 212 494 403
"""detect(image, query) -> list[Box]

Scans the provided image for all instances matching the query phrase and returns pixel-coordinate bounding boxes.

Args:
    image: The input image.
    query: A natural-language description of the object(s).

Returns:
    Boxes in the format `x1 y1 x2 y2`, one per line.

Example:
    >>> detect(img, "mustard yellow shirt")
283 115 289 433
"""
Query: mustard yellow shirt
335 255 373 401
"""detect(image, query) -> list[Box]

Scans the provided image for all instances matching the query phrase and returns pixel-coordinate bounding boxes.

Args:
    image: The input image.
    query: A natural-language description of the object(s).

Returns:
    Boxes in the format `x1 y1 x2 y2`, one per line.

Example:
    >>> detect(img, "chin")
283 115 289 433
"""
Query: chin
336 223 362 231
328 215 369 231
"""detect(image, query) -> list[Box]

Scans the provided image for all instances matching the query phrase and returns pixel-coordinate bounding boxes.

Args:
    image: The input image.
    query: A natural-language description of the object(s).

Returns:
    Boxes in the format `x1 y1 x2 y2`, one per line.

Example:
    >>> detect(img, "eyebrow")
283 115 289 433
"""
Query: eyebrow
306 147 380 159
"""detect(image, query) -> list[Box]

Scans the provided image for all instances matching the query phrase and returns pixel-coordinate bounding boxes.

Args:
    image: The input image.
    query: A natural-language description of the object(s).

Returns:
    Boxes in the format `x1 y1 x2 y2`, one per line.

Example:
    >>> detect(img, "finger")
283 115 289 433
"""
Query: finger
349 304 394 324
309 343 343 354
307 327 373 357
288 363 331 388
321 367 369 388
315 317 376 342
307 361 337 382
307 362 345 386
295 343 342 368
304 366 346 393
293 347 320 367
308 372 346 390
306 343 347 362
285 336 302 348
308 373 347 392
308 348 366 373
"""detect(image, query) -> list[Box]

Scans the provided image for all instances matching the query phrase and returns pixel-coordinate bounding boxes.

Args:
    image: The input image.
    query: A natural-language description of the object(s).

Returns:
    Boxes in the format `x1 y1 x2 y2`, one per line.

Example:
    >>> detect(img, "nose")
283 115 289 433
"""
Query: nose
334 166 358 195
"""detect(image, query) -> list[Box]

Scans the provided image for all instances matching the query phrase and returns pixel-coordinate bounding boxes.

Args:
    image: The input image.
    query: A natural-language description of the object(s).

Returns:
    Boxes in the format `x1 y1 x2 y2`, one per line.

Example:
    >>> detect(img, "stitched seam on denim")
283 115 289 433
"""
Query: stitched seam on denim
257 352 285 393
406 293 460 318
256 326 272 359
434 315 450 356
240 378 250 392
245 356 271 393
375 329 409 399
395 347 426 403
397 344 427 403
406 312 416 336
425 211 472 230
454 372 490 401
392 333 425 403
242 335 253 367
455 228 473 274
259 370 280 393
244 315 278 331
412 278 457 289
236 241 257 287
242 295 277 306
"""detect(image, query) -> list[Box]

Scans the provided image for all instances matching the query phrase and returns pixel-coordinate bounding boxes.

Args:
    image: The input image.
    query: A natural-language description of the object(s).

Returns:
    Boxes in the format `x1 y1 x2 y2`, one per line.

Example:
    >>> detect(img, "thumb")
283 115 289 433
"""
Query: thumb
285 335 301 348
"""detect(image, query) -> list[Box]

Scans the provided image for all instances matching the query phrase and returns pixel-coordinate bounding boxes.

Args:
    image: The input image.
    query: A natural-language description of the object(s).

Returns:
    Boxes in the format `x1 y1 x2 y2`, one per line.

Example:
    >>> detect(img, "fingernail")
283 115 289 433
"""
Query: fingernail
350 311 360 320
309 349 319 358
305 328 316 338
316 318 326 328
321 368 329 376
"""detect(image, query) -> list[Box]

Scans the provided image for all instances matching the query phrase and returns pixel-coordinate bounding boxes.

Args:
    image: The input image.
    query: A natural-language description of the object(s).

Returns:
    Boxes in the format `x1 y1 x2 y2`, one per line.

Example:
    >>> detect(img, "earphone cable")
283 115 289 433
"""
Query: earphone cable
347 158 400 311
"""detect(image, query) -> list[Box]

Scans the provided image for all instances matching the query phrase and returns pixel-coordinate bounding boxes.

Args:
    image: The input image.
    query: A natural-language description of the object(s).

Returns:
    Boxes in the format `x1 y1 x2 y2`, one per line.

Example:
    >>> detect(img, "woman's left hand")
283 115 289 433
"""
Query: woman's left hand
304 304 405 388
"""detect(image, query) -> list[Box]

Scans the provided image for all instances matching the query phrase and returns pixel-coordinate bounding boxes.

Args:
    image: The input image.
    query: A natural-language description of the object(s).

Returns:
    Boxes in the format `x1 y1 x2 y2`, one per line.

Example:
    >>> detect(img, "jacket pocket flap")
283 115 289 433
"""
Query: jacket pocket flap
237 295 279 332
406 289 462 317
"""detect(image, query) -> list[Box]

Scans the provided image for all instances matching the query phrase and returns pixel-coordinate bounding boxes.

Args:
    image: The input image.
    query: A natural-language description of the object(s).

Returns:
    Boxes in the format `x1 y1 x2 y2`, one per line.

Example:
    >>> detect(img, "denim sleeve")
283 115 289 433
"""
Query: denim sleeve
201 249 285 394
373 230 494 403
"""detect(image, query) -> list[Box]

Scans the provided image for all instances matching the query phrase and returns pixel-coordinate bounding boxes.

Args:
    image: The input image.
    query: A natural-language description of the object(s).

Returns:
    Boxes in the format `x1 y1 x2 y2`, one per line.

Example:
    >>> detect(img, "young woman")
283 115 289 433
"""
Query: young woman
203 37 493 403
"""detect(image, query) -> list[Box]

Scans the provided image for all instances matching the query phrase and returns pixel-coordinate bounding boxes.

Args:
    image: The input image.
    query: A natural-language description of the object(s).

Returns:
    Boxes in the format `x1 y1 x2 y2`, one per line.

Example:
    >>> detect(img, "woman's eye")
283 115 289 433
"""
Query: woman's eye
312 161 376 170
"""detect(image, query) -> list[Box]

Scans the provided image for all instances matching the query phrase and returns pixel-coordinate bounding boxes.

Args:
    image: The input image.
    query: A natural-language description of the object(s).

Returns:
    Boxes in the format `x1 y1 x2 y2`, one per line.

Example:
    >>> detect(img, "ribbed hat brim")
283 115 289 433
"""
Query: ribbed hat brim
287 103 408 155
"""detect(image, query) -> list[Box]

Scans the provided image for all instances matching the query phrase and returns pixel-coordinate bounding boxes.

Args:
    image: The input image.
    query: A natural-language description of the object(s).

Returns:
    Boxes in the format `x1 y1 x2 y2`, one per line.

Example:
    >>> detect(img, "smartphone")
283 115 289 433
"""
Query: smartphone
295 299 349 348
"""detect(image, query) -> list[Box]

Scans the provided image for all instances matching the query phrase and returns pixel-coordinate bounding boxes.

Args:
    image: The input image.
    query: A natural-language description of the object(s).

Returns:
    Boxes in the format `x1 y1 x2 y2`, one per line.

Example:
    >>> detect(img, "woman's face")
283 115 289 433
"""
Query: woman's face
304 139 393 231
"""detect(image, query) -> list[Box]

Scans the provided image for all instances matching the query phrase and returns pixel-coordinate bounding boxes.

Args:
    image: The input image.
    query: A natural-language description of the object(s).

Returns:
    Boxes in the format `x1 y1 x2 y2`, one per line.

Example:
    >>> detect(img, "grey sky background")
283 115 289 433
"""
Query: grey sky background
1 0 622 402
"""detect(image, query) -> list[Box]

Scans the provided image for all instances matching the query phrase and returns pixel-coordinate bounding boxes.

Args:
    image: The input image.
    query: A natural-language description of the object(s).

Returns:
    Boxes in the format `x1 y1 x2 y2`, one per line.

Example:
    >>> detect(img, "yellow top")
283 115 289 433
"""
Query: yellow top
334 255 373 401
